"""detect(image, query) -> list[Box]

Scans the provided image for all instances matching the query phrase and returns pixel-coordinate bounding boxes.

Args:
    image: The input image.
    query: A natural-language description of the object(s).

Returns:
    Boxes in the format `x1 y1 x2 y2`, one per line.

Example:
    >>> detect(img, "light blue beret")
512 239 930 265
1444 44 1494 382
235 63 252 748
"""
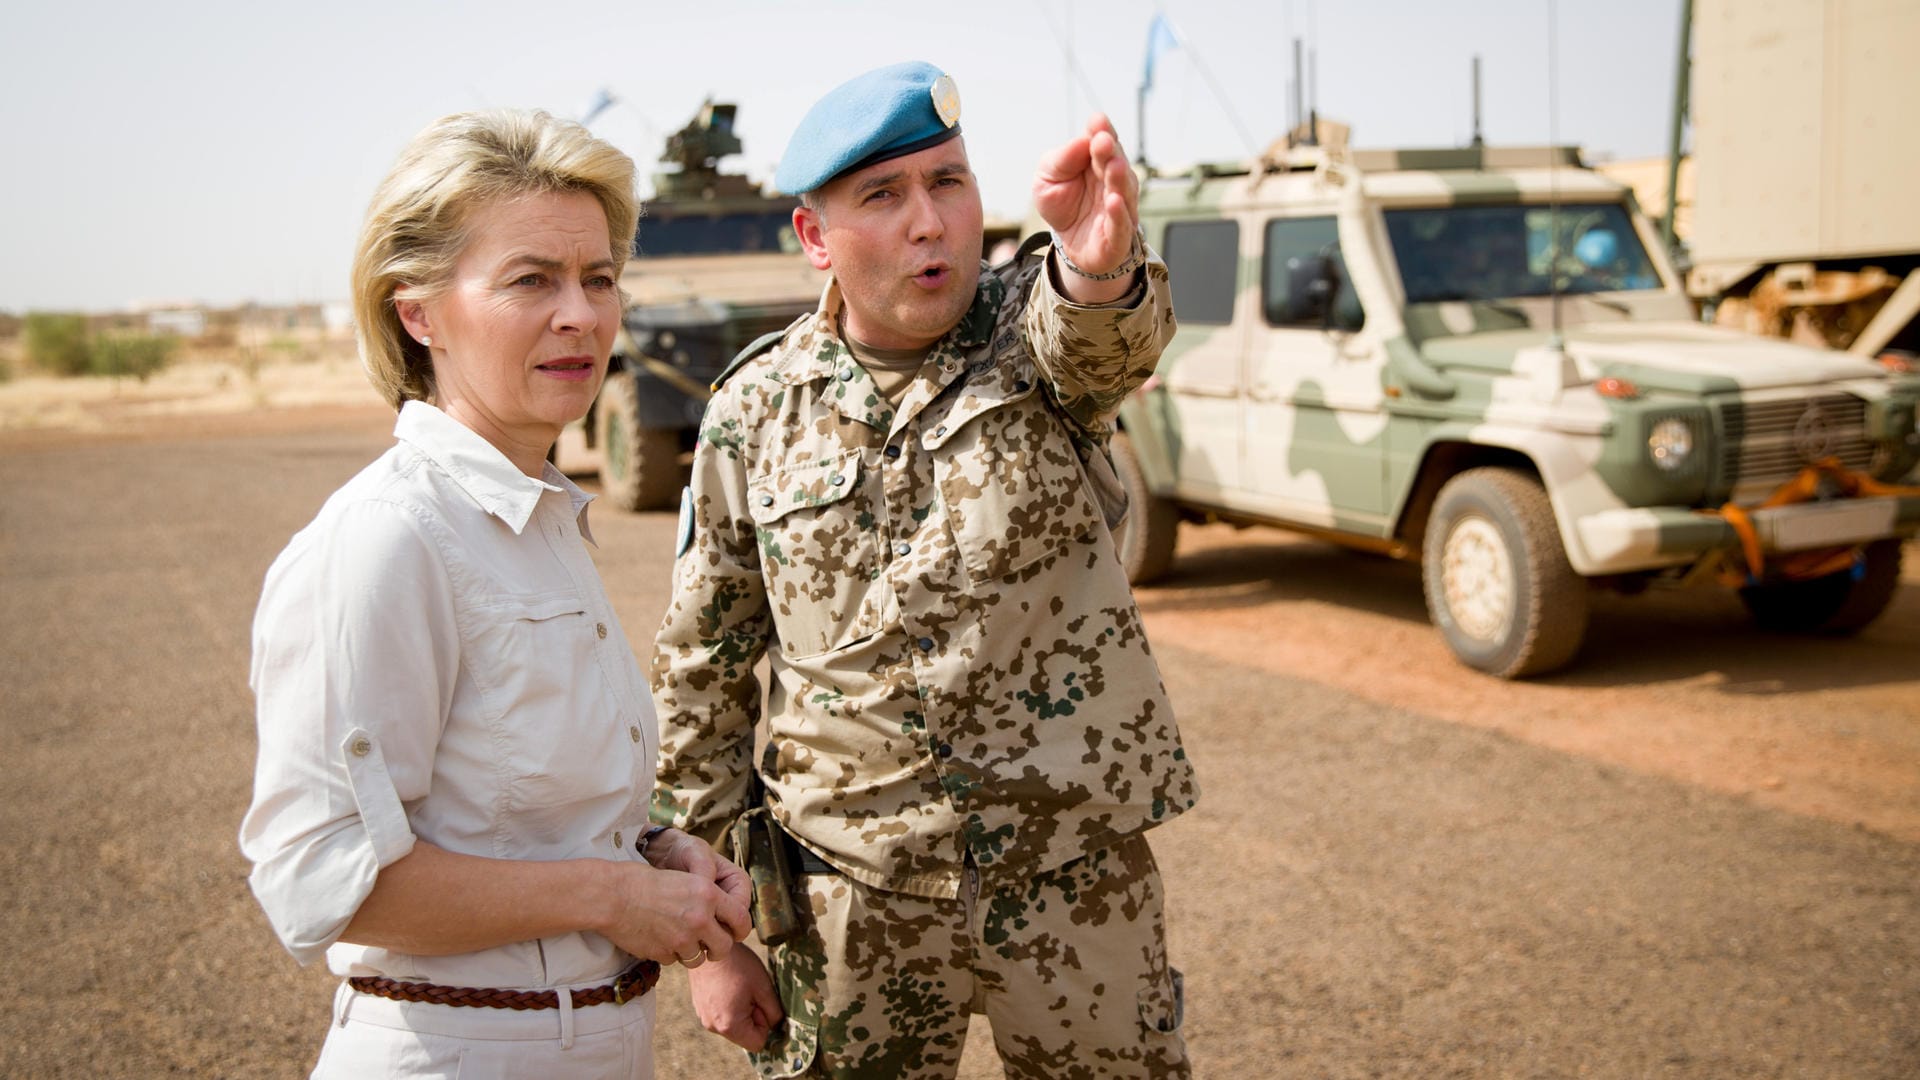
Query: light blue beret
774 61 963 195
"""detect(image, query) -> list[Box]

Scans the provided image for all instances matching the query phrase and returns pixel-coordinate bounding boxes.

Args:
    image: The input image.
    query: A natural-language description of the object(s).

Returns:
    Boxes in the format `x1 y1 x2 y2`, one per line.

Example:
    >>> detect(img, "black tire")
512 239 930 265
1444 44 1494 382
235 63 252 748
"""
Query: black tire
1422 467 1589 679
1739 538 1903 635
1110 431 1180 585
595 370 681 511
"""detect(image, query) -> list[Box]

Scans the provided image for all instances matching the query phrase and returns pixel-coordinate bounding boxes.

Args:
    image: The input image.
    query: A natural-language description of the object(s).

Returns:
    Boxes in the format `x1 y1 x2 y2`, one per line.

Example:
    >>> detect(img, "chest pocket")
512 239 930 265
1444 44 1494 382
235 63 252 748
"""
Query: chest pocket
467 592 633 840
748 447 884 659
927 385 1104 584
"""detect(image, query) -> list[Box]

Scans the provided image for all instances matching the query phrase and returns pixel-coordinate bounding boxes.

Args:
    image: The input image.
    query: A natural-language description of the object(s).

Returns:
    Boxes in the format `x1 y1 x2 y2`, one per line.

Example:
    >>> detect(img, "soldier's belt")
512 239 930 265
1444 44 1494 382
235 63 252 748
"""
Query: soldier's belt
775 828 834 875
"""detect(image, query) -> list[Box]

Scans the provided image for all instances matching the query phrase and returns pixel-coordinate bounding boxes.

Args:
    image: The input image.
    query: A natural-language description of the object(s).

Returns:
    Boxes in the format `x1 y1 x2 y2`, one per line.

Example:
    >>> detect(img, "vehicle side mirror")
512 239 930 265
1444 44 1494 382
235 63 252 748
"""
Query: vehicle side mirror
1278 253 1337 324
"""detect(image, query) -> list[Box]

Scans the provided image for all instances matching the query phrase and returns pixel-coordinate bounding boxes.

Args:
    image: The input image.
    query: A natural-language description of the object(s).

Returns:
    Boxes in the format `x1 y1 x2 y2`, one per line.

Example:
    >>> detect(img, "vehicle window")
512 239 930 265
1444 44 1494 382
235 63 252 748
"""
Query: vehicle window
1162 220 1239 325
1384 202 1661 304
634 210 800 258
1262 217 1364 331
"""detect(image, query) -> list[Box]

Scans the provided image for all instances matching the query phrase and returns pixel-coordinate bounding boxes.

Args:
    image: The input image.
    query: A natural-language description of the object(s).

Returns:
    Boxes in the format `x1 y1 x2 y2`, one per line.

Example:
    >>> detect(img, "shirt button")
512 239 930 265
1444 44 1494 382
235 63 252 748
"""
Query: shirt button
759 494 775 507
884 445 901 460
829 474 845 486
895 541 912 557
596 622 608 639
936 743 953 758
840 369 854 381
629 725 642 743
934 425 947 438
1014 379 1031 393
349 737 371 757
613 831 623 849
917 636 934 651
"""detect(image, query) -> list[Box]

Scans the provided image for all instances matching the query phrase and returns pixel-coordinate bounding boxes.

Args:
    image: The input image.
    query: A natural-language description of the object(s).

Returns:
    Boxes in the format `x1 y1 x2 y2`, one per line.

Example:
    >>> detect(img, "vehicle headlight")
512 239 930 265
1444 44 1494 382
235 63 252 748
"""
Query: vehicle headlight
1648 417 1694 472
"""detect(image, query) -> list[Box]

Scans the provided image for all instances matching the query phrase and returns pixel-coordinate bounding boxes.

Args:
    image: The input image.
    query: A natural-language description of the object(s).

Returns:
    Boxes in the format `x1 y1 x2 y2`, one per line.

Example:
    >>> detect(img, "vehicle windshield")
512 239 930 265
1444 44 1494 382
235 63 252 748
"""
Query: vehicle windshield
633 210 801 258
1384 202 1662 304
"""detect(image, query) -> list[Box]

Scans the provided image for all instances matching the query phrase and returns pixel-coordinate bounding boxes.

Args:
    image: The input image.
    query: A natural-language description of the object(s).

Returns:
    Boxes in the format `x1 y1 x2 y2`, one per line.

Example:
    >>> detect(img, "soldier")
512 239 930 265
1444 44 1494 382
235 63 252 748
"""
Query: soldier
650 61 1198 1078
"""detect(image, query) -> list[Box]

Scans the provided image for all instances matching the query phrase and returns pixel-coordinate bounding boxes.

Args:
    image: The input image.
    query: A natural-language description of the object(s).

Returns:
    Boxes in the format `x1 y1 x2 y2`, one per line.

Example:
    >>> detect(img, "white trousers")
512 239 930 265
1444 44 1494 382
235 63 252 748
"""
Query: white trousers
312 977 658 1079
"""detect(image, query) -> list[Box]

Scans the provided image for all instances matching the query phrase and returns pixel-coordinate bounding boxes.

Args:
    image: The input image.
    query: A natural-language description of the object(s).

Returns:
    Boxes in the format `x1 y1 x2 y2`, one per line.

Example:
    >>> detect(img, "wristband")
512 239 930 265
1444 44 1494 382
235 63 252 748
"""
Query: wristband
1053 230 1145 282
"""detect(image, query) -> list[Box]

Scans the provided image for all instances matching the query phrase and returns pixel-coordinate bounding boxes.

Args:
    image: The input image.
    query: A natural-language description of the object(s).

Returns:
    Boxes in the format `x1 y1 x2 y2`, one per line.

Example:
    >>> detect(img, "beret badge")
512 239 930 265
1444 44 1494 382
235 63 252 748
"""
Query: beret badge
931 74 961 129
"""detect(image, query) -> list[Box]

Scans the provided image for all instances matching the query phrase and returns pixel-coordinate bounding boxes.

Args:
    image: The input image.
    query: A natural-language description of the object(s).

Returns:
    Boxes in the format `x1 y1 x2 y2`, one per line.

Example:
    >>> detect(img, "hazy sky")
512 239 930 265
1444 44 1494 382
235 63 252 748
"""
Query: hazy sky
0 0 1682 313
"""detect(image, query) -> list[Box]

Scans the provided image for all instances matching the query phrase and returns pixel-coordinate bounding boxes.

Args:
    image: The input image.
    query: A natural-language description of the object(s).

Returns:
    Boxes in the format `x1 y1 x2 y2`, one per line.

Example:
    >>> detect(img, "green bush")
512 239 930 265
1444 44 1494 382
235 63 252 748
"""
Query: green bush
23 312 92 377
90 333 179 383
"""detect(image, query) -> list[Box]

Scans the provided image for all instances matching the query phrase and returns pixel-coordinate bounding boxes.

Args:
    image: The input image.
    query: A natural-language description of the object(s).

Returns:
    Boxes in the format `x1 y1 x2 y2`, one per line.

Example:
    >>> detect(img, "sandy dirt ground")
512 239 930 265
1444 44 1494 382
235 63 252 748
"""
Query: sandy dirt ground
1 377 1916 1078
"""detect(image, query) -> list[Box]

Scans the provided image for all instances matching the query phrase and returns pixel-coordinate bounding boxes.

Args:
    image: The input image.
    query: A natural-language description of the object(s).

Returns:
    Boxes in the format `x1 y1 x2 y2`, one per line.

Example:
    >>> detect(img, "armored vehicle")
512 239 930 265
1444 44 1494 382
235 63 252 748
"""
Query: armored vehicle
1117 140 1920 678
586 101 826 510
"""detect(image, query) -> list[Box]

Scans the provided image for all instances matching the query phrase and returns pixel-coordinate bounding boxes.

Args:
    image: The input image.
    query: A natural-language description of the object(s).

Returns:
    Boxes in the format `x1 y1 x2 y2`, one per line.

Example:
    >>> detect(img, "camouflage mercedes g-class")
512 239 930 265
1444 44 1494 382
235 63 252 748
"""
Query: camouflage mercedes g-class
1116 141 1920 677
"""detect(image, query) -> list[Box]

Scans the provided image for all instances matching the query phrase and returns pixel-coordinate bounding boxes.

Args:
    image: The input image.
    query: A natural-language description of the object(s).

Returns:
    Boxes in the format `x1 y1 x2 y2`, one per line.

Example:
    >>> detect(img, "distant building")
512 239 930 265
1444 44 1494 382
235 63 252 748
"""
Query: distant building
146 308 207 337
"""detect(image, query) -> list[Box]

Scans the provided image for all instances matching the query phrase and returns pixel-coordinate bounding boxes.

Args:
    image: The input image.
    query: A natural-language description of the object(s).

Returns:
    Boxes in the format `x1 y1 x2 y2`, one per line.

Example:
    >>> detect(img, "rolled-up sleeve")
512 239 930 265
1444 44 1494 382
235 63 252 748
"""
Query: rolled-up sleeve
238 498 458 965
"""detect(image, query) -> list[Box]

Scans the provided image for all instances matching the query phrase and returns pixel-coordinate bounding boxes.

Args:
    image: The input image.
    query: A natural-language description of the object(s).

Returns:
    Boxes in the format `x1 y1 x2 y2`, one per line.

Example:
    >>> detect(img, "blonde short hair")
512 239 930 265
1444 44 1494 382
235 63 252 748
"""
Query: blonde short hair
352 109 638 408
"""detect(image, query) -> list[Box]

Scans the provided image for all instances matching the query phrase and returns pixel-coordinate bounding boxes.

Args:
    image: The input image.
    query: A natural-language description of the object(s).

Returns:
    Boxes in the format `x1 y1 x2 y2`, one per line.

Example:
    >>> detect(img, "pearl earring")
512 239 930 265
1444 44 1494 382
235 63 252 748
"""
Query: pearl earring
420 336 433 347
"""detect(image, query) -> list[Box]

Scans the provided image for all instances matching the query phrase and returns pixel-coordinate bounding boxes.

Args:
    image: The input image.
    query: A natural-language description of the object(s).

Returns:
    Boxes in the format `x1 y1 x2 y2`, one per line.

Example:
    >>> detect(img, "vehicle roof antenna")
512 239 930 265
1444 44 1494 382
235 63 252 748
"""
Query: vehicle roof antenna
1291 37 1304 147
1546 0 1565 354
1307 46 1318 146
1471 55 1484 152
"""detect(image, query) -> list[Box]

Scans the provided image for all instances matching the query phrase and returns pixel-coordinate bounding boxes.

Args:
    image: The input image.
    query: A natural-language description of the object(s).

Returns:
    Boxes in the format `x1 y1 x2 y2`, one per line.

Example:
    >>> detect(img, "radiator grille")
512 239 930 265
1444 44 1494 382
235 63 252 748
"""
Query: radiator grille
1716 393 1875 494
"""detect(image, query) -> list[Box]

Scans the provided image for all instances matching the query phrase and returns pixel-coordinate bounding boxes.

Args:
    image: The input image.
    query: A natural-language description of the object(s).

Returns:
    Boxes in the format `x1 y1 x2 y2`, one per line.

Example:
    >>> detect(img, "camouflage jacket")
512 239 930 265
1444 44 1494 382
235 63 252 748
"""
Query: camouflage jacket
650 251 1198 899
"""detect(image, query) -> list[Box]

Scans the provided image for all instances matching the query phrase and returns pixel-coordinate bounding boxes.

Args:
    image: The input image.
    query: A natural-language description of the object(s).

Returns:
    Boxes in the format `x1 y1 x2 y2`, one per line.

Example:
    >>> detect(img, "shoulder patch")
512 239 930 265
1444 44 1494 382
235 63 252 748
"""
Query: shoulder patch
674 486 695 558
710 328 791 393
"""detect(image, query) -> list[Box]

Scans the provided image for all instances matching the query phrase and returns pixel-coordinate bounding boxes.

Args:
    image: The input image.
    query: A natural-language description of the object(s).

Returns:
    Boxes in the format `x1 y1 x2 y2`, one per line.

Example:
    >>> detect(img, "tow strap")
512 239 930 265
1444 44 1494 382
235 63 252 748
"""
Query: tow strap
1703 457 1920 585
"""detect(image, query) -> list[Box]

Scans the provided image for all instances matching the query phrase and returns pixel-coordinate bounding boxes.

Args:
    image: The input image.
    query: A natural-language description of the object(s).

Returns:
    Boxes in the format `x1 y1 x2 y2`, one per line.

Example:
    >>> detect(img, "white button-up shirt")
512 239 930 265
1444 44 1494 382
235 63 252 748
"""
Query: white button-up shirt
240 401 657 988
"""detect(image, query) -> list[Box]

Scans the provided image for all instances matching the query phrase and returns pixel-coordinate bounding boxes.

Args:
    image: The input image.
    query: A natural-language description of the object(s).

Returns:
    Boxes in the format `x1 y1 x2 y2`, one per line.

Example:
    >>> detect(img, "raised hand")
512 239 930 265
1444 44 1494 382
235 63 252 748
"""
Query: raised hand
1032 113 1141 301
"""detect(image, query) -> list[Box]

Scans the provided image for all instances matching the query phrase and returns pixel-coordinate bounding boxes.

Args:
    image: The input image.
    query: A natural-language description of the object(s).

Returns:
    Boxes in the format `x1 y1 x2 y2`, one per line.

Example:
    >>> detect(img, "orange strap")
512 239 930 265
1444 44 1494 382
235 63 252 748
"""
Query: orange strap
1702 457 1920 584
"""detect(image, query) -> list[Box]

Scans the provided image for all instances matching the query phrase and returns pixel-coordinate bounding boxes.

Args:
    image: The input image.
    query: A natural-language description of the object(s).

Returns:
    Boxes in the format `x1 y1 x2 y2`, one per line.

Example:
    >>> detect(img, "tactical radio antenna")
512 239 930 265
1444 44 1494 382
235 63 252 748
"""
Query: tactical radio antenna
1471 56 1484 150
1546 0 1566 353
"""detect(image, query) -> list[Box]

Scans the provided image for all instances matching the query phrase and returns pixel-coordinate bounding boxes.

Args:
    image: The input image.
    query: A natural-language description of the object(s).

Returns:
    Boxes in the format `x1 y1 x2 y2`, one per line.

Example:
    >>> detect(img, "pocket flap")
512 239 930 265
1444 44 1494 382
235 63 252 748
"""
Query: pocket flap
748 449 865 525
481 591 588 623
1137 966 1186 1035
922 375 1041 451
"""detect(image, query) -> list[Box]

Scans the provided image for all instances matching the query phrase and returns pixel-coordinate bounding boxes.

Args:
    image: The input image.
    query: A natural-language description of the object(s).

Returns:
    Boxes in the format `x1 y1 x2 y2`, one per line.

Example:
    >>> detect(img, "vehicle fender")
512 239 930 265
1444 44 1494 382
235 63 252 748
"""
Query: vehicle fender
1116 395 1180 494
1397 421 1620 576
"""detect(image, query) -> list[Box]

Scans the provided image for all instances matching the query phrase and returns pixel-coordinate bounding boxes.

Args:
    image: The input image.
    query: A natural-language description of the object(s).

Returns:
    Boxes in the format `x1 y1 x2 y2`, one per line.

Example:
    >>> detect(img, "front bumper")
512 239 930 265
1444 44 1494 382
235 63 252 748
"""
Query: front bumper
1574 494 1920 574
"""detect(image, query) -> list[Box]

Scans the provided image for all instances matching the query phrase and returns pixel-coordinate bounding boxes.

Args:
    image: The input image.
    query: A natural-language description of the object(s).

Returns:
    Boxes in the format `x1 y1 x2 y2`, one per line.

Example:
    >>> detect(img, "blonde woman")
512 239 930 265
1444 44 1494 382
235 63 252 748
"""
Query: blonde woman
240 109 749 1078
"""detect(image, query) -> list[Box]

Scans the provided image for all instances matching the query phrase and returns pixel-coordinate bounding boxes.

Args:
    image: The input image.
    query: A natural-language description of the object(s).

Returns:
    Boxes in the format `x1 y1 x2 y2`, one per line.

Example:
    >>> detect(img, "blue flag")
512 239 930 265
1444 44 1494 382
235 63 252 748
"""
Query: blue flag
1142 13 1182 93
581 88 616 127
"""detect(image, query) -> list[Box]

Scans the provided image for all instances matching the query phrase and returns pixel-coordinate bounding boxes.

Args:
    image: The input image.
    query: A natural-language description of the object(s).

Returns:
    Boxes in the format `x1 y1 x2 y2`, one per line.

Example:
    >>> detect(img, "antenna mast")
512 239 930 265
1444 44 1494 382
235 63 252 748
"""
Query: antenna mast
1471 55 1484 149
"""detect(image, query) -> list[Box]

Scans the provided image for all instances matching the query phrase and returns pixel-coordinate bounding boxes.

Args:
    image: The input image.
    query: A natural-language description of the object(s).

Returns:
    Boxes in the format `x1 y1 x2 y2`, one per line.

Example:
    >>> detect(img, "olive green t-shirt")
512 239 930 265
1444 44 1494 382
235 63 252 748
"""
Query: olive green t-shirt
842 329 930 408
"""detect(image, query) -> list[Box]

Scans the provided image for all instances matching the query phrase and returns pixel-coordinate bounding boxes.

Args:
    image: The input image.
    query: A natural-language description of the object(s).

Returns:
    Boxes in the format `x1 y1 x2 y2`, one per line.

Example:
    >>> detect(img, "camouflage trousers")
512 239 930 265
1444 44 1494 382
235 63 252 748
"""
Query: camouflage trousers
747 834 1188 1080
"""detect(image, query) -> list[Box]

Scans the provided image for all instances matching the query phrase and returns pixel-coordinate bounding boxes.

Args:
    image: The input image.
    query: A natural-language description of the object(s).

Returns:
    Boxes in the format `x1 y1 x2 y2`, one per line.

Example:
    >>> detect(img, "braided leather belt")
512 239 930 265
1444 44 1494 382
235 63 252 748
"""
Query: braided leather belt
347 958 660 1010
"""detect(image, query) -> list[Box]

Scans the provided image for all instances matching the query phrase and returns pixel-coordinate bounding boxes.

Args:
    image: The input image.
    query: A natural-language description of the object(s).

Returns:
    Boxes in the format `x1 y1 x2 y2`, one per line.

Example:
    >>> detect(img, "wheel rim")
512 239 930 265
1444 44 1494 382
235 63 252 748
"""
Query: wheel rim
1442 515 1514 643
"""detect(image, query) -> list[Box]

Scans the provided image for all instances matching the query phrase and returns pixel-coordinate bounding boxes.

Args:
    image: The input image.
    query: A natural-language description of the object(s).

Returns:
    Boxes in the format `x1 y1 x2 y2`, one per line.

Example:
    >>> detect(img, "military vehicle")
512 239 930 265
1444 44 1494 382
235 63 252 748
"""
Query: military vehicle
586 101 826 510
1116 138 1920 678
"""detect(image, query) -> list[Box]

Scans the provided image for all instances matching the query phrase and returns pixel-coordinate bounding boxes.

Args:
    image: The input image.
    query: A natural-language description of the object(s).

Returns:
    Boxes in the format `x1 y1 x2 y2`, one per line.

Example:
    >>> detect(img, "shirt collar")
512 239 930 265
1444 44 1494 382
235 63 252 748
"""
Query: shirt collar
394 401 598 541
773 264 1003 387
